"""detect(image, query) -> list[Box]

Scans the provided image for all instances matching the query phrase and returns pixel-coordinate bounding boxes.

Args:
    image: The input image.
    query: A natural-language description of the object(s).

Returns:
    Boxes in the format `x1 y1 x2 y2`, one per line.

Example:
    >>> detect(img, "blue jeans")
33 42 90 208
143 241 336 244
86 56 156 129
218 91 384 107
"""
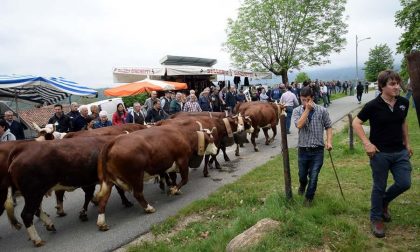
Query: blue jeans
369 149 412 221
298 148 324 200
285 106 293 132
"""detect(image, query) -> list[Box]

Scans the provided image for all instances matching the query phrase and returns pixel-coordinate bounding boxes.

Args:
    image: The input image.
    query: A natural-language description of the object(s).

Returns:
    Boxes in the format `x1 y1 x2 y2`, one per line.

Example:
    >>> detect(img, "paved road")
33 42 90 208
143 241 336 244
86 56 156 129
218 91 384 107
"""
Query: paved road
0 92 375 251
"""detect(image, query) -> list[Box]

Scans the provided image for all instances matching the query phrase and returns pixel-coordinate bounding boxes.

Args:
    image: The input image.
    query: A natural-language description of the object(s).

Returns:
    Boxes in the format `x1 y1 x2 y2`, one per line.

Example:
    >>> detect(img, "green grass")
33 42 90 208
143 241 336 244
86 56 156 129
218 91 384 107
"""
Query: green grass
129 108 420 252
330 92 348 101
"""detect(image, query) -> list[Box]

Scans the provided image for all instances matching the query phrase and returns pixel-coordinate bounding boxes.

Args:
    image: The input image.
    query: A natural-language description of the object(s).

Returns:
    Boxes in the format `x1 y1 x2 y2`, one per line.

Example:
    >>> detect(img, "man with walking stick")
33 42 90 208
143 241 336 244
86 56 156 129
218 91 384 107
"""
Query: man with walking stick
292 86 333 207
353 70 413 239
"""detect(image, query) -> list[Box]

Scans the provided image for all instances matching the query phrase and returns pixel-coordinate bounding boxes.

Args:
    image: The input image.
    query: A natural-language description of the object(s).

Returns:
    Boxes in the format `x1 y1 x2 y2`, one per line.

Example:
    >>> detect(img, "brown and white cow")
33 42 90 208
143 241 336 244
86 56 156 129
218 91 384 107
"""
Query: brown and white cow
234 101 283 151
162 113 250 177
95 121 218 231
4 135 141 246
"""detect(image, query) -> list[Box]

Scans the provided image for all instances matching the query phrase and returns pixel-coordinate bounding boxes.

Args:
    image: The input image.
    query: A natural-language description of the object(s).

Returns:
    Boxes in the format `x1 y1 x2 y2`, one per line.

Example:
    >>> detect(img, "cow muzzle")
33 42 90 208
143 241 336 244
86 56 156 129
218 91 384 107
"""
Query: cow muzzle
205 142 218 155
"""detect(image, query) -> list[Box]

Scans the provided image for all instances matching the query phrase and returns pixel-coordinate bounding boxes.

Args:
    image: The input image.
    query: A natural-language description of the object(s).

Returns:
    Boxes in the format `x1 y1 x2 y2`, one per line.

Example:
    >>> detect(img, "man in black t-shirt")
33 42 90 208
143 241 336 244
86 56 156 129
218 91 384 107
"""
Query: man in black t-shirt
352 70 412 239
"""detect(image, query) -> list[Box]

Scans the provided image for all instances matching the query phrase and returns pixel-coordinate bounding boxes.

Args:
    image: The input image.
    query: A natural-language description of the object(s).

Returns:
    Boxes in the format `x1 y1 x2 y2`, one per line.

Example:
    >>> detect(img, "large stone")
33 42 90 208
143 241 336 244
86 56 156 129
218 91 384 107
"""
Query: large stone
226 218 281 252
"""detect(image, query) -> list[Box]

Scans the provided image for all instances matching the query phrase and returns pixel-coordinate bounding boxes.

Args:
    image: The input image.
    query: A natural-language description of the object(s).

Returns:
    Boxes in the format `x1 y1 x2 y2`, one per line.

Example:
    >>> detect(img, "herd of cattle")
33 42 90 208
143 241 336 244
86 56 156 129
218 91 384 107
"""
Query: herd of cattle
0 101 285 247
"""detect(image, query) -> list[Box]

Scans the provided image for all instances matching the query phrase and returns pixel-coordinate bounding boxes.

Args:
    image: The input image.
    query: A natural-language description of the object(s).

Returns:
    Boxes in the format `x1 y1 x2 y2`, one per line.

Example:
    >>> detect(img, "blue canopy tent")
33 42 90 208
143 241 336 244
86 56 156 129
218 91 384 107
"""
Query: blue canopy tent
0 75 98 105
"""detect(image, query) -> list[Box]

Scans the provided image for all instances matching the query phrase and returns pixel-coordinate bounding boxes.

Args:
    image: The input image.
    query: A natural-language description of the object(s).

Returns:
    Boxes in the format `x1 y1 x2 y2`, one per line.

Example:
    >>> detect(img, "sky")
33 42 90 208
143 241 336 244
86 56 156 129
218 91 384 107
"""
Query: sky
0 0 404 88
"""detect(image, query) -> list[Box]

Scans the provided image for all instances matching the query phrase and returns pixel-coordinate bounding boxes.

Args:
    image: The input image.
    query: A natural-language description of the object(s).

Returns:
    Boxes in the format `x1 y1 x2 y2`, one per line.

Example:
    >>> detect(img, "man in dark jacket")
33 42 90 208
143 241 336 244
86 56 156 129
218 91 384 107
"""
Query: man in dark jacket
356 81 364 104
67 102 80 131
4 111 26 140
126 102 145 124
225 87 237 113
73 105 90 131
169 92 183 114
48 104 71 133
145 100 166 123
199 88 212 112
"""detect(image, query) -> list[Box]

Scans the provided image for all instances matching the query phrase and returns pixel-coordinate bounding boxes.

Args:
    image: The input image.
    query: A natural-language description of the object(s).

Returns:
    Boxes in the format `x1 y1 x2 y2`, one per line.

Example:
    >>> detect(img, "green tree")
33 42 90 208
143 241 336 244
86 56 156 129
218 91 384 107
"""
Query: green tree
294 72 310 83
364 44 394 82
122 93 148 108
225 0 348 84
395 0 420 54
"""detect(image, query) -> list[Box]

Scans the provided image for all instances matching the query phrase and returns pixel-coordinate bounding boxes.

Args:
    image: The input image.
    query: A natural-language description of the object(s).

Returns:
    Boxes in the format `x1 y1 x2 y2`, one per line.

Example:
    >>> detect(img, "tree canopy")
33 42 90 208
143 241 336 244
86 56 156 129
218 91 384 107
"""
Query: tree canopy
225 0 348 84
364 44 394 82
294 72 310 83
395 0 420 54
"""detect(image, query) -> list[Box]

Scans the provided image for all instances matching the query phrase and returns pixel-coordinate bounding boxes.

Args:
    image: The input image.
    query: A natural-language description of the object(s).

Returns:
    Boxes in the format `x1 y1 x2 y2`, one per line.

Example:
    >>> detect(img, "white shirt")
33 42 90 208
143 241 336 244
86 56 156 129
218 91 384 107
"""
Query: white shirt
279 91 299 107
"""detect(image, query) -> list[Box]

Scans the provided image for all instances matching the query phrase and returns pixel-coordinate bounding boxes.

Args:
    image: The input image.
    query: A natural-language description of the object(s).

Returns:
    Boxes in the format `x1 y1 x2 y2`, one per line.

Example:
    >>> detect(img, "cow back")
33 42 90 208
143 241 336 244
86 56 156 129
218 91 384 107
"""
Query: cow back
64 124 147 138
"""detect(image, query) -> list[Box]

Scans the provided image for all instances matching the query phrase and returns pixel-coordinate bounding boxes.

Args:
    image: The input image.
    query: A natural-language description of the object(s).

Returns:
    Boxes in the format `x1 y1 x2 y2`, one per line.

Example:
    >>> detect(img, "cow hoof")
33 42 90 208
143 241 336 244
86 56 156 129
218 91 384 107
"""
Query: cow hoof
144 204 156 213
239 144 244 147
123 201 134 208
46 224 56 232
33 240 46 247
98 224 109 232
13 222 22 230
203 173 209 177
235 152 240 156
215 164 222 170
224 157 230 162
254 147 259 152
57 212 67 217
79 213 88 222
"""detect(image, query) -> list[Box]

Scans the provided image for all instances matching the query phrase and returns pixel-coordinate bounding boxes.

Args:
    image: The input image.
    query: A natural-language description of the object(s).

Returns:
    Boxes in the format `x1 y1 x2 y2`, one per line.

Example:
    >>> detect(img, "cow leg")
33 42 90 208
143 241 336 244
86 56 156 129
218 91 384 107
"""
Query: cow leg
263 128 271 145
251 130 259 152
170 160 189 195
168 172 177 187
203 155 210 177
132 172 155 213
270 125 277 143
54 190 67 217
79 185 95 222
235 144 240 156
115 185 133 207
35 206 56 231
221 146 230 161
21 194 46 247
213 155 222 170
97 181 113 231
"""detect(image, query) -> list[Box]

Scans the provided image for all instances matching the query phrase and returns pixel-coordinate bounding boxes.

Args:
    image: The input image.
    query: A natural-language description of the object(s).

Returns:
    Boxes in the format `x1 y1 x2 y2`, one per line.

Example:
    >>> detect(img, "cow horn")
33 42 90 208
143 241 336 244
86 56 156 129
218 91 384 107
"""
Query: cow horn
195 121 203 131
32 122 42 132
211 127 217 134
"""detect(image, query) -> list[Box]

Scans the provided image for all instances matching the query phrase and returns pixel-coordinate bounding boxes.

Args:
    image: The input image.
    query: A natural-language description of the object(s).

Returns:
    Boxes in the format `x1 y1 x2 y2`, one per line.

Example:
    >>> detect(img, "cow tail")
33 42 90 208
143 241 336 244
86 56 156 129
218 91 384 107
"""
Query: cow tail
2 177 20 229
96 141 113 199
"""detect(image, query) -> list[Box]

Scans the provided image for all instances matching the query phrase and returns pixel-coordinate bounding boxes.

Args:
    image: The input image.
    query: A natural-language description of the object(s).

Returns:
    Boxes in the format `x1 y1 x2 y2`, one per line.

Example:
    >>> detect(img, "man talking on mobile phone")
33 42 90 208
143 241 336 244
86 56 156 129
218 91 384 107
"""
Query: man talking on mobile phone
292 86 333 207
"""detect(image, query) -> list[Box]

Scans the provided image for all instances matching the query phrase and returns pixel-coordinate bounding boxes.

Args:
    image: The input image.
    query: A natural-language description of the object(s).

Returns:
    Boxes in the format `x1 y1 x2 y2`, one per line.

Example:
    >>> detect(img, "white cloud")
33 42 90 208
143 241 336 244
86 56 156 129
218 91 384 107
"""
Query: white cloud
0 0 403 87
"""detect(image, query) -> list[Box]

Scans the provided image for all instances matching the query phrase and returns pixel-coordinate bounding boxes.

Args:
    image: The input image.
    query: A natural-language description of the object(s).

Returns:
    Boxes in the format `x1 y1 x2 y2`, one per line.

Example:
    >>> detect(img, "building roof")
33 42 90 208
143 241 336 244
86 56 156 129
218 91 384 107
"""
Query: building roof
160 55 217 67
18 104 71 129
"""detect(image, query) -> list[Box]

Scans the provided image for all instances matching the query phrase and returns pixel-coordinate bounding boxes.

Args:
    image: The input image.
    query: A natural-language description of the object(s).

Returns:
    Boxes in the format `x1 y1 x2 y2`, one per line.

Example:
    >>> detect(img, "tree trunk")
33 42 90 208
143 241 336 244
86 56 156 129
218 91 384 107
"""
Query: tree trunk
280 69 289 84
406 51 420 127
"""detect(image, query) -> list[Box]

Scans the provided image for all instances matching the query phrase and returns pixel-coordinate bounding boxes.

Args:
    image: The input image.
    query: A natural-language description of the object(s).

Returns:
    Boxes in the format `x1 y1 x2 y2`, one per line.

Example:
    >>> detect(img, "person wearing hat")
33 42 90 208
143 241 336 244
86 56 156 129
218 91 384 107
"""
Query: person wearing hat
94 111 112 128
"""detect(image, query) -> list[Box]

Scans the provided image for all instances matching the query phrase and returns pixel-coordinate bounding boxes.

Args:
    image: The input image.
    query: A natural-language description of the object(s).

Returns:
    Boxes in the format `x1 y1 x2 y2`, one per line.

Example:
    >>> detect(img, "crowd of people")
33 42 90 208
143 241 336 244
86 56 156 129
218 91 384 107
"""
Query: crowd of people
0 78 373 142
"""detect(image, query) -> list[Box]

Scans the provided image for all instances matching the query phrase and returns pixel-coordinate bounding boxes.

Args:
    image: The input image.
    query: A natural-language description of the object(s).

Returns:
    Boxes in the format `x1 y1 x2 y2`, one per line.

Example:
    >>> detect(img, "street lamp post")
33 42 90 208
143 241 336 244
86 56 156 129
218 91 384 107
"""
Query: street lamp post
355 35 371 82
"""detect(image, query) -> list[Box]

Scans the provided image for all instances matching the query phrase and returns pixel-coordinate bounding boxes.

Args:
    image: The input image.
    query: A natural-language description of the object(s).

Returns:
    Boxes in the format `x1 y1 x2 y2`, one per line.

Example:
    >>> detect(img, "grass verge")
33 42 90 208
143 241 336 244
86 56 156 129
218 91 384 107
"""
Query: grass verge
129 108 419 252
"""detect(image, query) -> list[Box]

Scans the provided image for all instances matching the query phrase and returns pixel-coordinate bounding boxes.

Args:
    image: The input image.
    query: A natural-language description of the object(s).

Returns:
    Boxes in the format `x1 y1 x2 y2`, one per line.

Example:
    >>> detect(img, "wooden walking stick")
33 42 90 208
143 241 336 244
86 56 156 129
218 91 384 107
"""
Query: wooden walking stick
328 149 345 201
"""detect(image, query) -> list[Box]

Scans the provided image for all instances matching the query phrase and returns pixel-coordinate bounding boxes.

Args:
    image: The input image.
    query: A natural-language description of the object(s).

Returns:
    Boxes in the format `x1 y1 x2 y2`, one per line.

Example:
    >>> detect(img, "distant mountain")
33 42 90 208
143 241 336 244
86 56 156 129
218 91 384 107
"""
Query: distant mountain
253 65 401 86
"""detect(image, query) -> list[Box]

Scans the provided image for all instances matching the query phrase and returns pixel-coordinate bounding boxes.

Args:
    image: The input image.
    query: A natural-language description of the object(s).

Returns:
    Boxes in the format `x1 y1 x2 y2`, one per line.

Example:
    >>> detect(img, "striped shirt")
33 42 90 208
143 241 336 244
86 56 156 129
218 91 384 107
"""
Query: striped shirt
292 104 332 147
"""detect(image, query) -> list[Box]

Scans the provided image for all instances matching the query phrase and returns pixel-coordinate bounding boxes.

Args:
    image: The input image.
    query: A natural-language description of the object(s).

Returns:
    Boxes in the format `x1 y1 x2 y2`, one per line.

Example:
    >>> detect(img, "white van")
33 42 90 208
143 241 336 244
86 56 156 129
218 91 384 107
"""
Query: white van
84 98 124 116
